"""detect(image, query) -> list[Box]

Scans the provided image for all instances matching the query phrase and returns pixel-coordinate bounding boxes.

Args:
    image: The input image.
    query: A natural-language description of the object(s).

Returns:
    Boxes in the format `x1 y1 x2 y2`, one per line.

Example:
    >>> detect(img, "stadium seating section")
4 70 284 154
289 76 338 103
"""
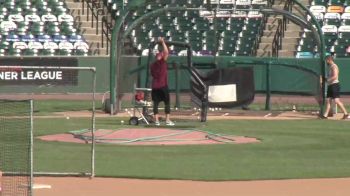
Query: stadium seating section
0 0 89 56
297 0 350 57
104 0 268 56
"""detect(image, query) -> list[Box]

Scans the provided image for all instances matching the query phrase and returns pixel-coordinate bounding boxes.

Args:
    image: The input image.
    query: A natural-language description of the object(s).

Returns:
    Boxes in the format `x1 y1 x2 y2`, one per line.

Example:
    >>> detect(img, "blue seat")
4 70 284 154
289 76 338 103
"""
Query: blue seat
68 34 84 43
37 34 52 42
6 33 20 42
296 52 314 58
21 34 37 42
53 35 67 42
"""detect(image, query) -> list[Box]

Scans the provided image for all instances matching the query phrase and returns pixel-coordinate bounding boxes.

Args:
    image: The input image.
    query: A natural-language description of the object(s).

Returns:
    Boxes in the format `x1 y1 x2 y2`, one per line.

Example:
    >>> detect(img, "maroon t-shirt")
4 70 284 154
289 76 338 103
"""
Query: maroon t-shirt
151 59 168 89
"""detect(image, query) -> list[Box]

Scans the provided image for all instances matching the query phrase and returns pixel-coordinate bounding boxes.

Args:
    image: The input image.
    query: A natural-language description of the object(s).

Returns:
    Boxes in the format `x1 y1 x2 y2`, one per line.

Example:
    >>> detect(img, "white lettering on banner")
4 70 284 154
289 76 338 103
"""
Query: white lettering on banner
0 72 19 80
0 71 63 80
21 71 63 80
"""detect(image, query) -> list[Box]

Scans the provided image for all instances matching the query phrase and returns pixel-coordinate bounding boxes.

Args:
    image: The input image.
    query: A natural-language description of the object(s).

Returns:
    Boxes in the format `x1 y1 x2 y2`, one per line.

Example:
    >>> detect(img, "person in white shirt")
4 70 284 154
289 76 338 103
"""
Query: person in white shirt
321 55 349 119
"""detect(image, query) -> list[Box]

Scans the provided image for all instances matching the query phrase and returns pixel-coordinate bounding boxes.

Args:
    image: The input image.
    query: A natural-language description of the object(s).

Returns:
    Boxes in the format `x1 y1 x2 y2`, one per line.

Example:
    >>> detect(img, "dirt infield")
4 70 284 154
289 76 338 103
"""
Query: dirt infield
33 177 350 196
38 128 260 145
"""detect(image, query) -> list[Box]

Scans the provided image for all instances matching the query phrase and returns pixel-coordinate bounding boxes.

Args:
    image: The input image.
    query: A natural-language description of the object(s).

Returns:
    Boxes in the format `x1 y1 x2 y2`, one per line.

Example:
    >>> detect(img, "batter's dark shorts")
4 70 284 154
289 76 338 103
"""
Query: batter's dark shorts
327 83 341 99
152 86 170 114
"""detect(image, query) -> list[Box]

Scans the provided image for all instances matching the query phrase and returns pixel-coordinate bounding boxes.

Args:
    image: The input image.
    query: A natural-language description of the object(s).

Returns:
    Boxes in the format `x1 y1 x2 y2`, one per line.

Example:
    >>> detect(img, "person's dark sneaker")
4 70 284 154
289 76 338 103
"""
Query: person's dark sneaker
342 114 349 120
319 115 328 119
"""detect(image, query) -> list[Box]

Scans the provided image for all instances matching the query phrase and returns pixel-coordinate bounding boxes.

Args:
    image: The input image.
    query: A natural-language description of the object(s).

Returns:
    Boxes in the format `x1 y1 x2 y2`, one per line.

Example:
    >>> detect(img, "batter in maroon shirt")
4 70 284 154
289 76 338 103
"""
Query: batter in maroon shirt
150 38 174 126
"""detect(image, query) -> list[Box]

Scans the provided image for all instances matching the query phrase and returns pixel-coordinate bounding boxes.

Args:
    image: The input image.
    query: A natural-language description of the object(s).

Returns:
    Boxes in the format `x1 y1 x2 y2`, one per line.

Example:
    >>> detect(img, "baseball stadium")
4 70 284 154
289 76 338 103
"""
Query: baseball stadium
1 0 350 195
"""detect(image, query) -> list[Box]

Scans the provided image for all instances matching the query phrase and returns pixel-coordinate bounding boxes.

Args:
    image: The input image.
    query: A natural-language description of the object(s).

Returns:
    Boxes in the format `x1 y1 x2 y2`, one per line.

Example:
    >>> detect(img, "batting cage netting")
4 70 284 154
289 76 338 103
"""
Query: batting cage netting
0 100 33 196
0 65 96 177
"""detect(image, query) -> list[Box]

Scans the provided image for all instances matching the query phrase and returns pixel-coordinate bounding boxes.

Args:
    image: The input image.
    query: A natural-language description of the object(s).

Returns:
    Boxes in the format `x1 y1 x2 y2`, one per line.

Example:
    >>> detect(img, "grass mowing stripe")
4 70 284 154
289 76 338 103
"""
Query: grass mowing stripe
34 117 350 180
33 100 103 116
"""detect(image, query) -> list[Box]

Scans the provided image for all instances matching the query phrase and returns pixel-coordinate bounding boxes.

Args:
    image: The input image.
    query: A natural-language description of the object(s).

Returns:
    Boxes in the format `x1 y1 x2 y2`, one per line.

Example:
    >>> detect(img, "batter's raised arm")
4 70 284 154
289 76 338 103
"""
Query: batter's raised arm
159 37 169 60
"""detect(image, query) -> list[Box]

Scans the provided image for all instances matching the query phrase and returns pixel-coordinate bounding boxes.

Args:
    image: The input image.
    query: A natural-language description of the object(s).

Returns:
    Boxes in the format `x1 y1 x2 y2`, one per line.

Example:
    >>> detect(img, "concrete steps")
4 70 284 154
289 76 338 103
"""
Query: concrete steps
256 0 309 57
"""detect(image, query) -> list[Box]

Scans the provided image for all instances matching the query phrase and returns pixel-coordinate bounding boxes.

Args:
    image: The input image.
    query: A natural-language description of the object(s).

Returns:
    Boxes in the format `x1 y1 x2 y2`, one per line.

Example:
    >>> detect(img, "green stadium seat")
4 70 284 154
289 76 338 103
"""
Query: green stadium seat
322 25 338 50
58 41 74 56
345 0 350 6
25 14 41 22
297 41 316 52
331 44 348 57
24 48 39 56
170 33 186 42
223 29 241 39
235 36 256 56
335 25 350 48
187 31 203 43
309 5 327 13
0 21 16 35
41 48 56 56
149 29 166 38
308 12 324 26
229 16 245 30
311 0 328 6
219 4 234 9
252 0 269 9
8 48 22 56
74 41 89 56
194 18 210 31
338 25 350 35
0 49 6 56
156 16 174 27
29 21 44 36
191 41 203 52
188 0 203 7
215 17 229 31
324 13 341 26
0 0 85 56
218 50 234 56
123 0 265 57
220 41 236 52
45 22 60 36
8 14 25 22
235 0 251 9
235 46 253 56
0 40 10 50
341 13 350 25
43 41 58 54
0 8 7 22
16 21 28 36
328 0 345 6
28 41 43 50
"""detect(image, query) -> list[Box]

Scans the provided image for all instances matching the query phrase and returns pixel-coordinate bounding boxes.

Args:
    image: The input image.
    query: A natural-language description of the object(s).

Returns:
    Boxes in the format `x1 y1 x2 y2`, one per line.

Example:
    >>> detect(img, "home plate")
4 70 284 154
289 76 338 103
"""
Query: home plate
18 183 51 189
33 184 52 189
264 113 272 118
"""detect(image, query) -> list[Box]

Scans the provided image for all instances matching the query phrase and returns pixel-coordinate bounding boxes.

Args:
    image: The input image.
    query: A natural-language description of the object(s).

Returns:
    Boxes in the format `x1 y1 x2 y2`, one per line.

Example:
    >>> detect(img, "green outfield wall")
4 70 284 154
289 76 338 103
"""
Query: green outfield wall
0 56 349 94
137 56 350 94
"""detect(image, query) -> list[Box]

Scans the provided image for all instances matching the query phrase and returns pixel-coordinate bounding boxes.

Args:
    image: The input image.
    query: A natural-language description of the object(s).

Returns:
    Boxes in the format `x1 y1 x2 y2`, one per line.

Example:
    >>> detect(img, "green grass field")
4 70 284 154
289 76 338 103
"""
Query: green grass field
33 100 350 180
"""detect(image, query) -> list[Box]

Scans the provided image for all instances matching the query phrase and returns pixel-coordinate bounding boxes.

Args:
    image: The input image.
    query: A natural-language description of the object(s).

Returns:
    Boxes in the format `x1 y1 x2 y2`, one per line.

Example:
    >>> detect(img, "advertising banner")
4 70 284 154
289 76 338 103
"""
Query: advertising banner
0 58 78 85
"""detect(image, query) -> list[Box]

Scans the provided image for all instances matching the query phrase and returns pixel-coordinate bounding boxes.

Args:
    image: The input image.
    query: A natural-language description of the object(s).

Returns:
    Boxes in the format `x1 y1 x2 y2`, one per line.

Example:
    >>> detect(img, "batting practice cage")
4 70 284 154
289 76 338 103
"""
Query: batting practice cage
109 0 327 122
0 61 97 178
0 100 33 196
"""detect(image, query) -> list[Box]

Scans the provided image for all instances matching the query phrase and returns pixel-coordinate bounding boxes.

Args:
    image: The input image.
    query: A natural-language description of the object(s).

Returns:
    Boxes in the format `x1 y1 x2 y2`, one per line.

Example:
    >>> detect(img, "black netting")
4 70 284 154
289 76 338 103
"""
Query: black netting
0 100 32 196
